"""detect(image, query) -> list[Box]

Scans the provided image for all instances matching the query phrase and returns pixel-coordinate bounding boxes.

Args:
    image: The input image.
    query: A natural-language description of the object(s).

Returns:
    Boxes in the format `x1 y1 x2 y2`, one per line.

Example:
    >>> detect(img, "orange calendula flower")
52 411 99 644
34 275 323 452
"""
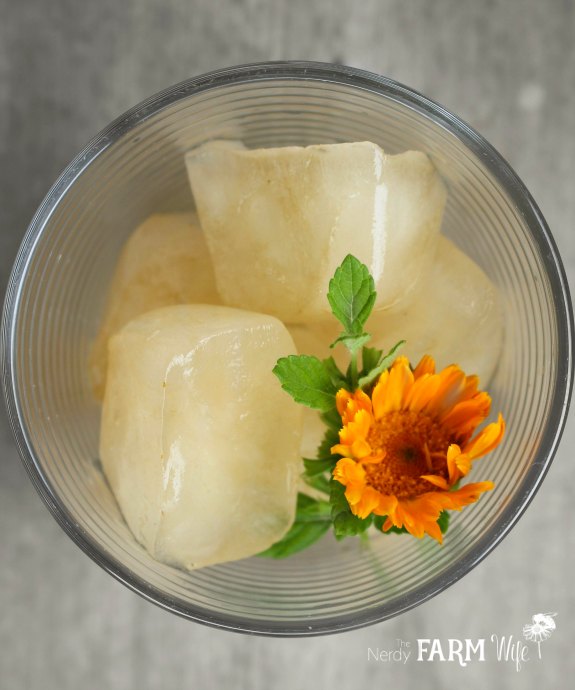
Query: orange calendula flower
331 355 505 543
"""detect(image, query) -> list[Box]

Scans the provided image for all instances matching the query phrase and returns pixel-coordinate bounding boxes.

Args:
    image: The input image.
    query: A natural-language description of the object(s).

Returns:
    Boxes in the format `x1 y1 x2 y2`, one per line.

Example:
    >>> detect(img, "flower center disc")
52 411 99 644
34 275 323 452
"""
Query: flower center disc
365 410 451 499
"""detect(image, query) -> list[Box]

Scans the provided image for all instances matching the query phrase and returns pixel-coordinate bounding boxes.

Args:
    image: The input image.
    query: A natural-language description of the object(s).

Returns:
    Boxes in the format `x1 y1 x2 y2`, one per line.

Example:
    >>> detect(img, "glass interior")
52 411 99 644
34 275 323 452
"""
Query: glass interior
2 63 572 635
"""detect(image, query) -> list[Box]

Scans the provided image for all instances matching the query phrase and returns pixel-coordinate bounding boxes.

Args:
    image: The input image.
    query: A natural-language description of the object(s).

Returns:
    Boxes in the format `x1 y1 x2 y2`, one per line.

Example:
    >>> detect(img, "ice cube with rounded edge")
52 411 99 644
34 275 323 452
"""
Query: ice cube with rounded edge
287 322 339 366
368 235 503 385
100 304 302 570
186 141 446 323
288 235 503 387
90 213 220 399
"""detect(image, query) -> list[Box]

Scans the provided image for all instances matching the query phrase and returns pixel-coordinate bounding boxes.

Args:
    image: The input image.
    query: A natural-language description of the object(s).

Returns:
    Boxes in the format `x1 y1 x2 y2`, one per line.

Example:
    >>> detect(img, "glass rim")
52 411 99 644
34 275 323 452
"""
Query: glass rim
1 60 573 636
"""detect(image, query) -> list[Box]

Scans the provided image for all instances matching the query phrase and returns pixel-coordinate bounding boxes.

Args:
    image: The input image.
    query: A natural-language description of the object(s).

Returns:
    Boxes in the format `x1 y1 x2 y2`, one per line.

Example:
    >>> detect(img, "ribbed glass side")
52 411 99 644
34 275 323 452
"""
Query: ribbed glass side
3 64 572 635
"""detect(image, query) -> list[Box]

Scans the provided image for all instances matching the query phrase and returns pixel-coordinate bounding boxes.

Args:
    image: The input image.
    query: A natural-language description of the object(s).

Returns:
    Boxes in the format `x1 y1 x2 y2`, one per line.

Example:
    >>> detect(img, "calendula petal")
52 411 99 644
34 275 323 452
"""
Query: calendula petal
326 354 501 543
336 389 353 416
421 474 450 490
427 365 467 416
464 414 505 460
339 389 373 426
381 516 395 532
378 357 413 415
461 374 480 400
440 393 491 436
441 481 495 510
405 374 442 413
332 457 365 485
351 438 373 459
413 354 436 378
447 443 465 484
345 482 366 506
359 451 386 465
330 443 353 458
354 389 373 414
351 486 382 519
371 369 390 420
374 494 398 517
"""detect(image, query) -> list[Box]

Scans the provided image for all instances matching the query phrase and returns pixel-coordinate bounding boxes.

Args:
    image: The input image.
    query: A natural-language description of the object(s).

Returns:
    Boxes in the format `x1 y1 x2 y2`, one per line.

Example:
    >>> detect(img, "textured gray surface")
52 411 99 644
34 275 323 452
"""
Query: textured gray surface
1 1 574 688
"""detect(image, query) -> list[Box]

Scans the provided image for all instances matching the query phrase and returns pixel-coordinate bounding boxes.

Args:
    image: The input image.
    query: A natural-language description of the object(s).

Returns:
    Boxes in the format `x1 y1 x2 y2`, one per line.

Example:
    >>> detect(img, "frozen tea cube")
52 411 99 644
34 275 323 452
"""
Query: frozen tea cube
287 322 339 364
369 236 503 384
100 305 302 569
299 408 327 461
90 213 219 399
186 141 446 322
288 236 502 386
286 323 340 459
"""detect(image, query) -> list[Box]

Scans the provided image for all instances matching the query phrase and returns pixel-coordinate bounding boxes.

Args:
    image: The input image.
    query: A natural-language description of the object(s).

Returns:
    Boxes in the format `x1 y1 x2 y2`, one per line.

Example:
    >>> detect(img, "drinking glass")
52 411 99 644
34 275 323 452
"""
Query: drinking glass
2 62 573 635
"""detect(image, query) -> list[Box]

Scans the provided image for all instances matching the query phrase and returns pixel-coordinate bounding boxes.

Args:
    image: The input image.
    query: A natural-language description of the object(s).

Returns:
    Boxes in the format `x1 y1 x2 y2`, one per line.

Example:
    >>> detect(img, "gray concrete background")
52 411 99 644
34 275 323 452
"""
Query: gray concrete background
1 1 574 688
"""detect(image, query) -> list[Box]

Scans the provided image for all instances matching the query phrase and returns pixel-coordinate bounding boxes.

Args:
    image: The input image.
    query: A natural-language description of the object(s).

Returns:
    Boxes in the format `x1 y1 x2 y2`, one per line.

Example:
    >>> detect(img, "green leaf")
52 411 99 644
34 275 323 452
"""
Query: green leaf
437 510 450 535
373 515 408 535
292 493 332 519
372 511 451 536
303 456 338 477
257 494 331 558
333 511 373 539
273 355 338 412
330 479 372 539
327 255 376 337
302 473 332 495
320 407 342 434
330 332 372 354
257 521 331 558
383 524 408 535
357 340 406 389
360 346 384 376
316 426 341 464
330 477 350 515
372 515 385 530
322 356 347 389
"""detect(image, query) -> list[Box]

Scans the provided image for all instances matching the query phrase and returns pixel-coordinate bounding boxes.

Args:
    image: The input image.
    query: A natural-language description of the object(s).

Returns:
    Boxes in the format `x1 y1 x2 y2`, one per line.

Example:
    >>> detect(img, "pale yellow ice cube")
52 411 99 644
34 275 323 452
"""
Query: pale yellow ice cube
90 213 219 399
287 322 339 364
186 141 446 322
100 304 302 569
286 323 339 459
369 236 503 384
287 236 502 385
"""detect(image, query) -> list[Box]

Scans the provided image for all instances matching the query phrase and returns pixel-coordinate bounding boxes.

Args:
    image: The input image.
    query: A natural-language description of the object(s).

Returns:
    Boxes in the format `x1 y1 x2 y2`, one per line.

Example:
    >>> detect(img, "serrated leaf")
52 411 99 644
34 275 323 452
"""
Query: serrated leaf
302 473 332 495
372 515 385 530
257 521 331 558
329 479 372 539
333 511 373 539
327 255 376 337
358 340 406 389
316 426 341 463
360 346 384 376
330 477 349 514
292 493 332 520
320 407 343 433
257 494 331 558
322 356 347 389
273 355 338 412
373 515 408 535
303 456 338 477
383 524 408 535
330 332 372 354
437 510 450 534
373 510 450 536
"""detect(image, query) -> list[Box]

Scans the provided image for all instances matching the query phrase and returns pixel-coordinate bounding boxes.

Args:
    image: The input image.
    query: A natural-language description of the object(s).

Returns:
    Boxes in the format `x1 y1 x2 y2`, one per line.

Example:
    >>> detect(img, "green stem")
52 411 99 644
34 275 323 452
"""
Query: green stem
350 349 358 390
